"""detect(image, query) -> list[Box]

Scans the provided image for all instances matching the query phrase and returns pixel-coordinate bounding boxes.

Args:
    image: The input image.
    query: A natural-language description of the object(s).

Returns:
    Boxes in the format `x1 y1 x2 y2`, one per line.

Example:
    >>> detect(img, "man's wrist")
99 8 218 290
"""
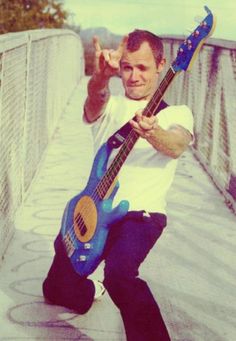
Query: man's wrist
93 71 111 85
88 71 109 90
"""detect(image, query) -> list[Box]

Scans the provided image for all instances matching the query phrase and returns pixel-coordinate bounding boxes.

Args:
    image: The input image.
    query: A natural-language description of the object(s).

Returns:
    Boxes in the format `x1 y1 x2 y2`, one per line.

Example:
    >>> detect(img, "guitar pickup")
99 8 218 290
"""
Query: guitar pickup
84 243 92 249
78 255 87 262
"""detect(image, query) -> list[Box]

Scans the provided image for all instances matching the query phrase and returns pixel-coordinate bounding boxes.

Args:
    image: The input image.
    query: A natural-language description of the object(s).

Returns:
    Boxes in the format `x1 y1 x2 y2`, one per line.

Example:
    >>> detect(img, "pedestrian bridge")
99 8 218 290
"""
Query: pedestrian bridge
0 29 235 341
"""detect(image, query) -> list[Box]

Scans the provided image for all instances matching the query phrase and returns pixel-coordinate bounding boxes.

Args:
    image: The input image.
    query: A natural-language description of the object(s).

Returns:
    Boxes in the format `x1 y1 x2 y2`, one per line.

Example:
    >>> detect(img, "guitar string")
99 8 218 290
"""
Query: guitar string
63 68 176 245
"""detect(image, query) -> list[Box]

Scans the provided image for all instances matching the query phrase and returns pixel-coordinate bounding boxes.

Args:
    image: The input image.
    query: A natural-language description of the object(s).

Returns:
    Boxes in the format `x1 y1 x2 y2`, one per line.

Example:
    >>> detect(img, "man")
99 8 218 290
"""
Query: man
43 30 193 341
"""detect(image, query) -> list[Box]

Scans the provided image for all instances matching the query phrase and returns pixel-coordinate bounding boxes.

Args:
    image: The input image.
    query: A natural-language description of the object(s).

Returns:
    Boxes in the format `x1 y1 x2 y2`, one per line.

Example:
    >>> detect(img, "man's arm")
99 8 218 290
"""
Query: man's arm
129 113 193 159
84 36 127 123
84 73 110 123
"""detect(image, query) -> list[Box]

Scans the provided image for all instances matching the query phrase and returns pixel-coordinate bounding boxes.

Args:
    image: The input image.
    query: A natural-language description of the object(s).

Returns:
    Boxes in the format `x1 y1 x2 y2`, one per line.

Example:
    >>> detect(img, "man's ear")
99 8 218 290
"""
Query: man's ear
157 58 166 73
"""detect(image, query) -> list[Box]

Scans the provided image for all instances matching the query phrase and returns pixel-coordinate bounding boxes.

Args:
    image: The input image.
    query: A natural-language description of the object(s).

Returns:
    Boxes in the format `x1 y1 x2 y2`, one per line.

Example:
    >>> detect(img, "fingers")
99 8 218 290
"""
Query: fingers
99 49 118 70
130 114 157 138
102 49 111 62
93 36 101 52
135 114 156 129
93 35 127 56
92 35 127 75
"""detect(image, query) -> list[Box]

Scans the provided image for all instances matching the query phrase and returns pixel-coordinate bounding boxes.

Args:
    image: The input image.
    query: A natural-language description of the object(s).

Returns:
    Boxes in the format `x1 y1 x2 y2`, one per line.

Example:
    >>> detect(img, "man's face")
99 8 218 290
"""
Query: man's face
120 41 163 101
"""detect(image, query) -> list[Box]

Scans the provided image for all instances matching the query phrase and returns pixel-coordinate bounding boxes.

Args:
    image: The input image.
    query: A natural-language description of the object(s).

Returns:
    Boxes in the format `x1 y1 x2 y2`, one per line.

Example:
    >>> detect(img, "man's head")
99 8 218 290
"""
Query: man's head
120 29 165 101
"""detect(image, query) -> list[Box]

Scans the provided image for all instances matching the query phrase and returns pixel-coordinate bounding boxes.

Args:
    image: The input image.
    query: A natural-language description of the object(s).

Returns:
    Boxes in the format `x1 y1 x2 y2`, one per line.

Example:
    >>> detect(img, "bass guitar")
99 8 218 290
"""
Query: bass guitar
59 6 216 276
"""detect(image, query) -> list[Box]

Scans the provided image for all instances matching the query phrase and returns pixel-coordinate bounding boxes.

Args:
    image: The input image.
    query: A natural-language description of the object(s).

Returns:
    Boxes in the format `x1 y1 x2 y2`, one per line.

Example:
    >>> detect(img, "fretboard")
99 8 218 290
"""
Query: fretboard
96 66 177 199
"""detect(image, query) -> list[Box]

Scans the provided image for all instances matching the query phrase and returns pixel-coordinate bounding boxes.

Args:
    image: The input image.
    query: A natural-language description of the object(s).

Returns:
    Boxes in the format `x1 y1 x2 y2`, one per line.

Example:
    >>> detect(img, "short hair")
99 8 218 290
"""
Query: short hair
127 29 164 66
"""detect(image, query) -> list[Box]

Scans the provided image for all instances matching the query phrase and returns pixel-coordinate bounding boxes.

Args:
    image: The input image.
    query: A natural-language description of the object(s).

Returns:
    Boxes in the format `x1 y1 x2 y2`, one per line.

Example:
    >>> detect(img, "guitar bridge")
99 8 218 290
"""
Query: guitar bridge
84 243 92 249
78 255 87 262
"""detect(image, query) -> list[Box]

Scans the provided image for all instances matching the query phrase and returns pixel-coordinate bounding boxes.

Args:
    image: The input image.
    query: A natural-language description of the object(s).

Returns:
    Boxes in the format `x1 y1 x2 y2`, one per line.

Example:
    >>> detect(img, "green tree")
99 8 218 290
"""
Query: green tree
0 0 68 34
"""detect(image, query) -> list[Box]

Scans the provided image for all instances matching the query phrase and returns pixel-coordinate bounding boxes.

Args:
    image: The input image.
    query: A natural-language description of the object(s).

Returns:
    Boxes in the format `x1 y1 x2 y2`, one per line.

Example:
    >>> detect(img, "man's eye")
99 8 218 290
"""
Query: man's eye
122 65 132 71
138 65 147 71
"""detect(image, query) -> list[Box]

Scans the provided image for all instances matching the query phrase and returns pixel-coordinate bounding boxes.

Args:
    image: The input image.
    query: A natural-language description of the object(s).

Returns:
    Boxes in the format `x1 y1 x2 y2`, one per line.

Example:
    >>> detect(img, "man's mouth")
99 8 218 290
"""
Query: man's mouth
127 84 143 88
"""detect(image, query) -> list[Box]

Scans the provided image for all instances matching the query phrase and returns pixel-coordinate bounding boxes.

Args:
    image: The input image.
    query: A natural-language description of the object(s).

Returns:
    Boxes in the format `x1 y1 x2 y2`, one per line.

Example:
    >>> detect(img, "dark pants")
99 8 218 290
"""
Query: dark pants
43 211 171 341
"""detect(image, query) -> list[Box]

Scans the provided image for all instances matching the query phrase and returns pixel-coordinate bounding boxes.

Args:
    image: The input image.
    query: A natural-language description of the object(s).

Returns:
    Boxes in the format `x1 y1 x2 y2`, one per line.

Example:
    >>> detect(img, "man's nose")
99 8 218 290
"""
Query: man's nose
129 69 139 82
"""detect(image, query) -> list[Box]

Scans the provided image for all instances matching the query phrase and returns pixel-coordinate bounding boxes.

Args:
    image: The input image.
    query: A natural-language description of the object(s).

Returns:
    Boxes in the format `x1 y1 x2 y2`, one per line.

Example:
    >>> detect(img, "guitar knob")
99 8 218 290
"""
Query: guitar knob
84 243 92 249
192 30 200 37
177 48 184 55
78 255 87 262
200 21 208 29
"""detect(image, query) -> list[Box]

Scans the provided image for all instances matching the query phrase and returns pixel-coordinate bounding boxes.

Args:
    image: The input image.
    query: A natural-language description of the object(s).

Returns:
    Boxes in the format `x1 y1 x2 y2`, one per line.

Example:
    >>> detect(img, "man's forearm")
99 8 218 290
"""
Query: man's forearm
146 125 192 159
84 73 111 123
129 113 192 159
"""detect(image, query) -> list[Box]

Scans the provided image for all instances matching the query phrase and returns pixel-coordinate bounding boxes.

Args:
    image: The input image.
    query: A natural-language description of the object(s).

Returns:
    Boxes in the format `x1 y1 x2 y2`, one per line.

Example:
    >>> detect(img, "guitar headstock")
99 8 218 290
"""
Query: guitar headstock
172 6 216 72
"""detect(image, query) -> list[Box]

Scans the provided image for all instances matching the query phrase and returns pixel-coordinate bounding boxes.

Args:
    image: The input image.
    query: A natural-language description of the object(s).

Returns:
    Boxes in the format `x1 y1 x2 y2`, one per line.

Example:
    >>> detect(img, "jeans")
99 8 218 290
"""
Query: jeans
43 211 171 341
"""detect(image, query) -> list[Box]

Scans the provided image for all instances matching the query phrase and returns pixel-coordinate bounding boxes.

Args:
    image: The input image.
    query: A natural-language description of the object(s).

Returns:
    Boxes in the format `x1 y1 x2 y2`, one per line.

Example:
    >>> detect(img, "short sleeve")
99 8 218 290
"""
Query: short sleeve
158 105 194 135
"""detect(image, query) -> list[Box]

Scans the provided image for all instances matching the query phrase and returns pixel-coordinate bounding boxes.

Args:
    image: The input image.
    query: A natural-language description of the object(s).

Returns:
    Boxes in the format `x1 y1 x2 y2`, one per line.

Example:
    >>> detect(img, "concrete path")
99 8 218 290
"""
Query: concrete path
0 77 235 341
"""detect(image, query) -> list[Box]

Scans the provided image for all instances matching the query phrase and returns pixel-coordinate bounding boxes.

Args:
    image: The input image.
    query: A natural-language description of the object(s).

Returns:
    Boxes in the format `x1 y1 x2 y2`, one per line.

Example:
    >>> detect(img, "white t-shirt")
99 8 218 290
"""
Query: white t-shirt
89 95 194 214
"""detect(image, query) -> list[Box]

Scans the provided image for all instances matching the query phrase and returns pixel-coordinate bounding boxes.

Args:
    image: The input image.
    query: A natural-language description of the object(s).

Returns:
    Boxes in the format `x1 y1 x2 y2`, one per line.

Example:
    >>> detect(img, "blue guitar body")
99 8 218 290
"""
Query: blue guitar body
60 142 129 276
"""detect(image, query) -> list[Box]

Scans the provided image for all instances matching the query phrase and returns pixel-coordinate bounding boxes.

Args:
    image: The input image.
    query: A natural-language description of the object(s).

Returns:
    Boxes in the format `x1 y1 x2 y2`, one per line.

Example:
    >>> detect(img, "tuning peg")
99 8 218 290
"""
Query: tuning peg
194 16 209 29
182 38 193 50
177 47 184 55
192 29 200 38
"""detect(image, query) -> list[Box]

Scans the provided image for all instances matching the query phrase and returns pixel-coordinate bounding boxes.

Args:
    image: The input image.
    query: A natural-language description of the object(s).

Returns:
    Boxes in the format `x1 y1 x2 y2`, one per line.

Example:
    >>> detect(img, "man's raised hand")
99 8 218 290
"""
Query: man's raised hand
93 35 127 78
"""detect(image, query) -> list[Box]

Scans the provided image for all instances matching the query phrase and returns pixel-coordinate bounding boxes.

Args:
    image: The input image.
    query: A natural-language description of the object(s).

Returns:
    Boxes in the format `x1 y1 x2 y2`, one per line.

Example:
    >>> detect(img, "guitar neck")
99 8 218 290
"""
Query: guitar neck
96 66 177 199
143 67 177 117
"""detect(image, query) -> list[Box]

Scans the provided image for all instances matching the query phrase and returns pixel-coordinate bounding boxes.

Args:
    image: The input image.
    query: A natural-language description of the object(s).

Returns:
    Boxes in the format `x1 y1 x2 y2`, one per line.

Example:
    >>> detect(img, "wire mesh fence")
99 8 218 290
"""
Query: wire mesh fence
163 36 236 214
0 29 84 261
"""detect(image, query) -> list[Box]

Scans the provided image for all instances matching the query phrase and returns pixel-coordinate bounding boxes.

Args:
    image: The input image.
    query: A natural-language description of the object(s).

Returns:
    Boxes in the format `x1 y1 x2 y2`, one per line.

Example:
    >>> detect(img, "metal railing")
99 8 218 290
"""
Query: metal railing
163 36 236 214
0 29 84 261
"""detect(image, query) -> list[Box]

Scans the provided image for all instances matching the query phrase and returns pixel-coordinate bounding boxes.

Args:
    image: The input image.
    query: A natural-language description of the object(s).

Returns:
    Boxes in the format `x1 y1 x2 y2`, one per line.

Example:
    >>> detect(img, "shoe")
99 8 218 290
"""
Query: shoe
92 280 106 300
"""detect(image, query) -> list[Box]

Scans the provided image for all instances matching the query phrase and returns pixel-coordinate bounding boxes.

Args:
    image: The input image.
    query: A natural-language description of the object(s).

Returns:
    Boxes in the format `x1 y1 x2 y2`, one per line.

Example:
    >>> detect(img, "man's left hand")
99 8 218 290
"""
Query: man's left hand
129 111 158 138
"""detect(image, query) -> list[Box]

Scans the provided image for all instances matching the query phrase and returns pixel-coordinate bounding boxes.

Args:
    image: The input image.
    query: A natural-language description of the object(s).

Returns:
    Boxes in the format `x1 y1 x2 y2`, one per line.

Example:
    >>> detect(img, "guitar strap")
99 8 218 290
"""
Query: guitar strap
108 100 169 149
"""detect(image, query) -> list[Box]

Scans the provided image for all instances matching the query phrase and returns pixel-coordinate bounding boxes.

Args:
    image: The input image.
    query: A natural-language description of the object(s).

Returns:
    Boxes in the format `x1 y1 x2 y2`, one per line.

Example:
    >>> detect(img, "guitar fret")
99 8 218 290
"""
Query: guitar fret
95 186 105 199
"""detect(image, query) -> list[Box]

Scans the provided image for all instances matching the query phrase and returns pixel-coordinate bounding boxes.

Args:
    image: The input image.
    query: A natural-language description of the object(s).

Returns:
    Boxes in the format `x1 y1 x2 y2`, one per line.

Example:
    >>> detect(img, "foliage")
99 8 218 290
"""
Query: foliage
0 0 68 34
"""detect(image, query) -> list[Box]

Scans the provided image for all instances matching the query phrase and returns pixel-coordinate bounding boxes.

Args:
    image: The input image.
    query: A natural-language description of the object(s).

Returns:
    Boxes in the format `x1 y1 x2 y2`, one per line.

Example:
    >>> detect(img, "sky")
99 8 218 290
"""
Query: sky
62 0 236 41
